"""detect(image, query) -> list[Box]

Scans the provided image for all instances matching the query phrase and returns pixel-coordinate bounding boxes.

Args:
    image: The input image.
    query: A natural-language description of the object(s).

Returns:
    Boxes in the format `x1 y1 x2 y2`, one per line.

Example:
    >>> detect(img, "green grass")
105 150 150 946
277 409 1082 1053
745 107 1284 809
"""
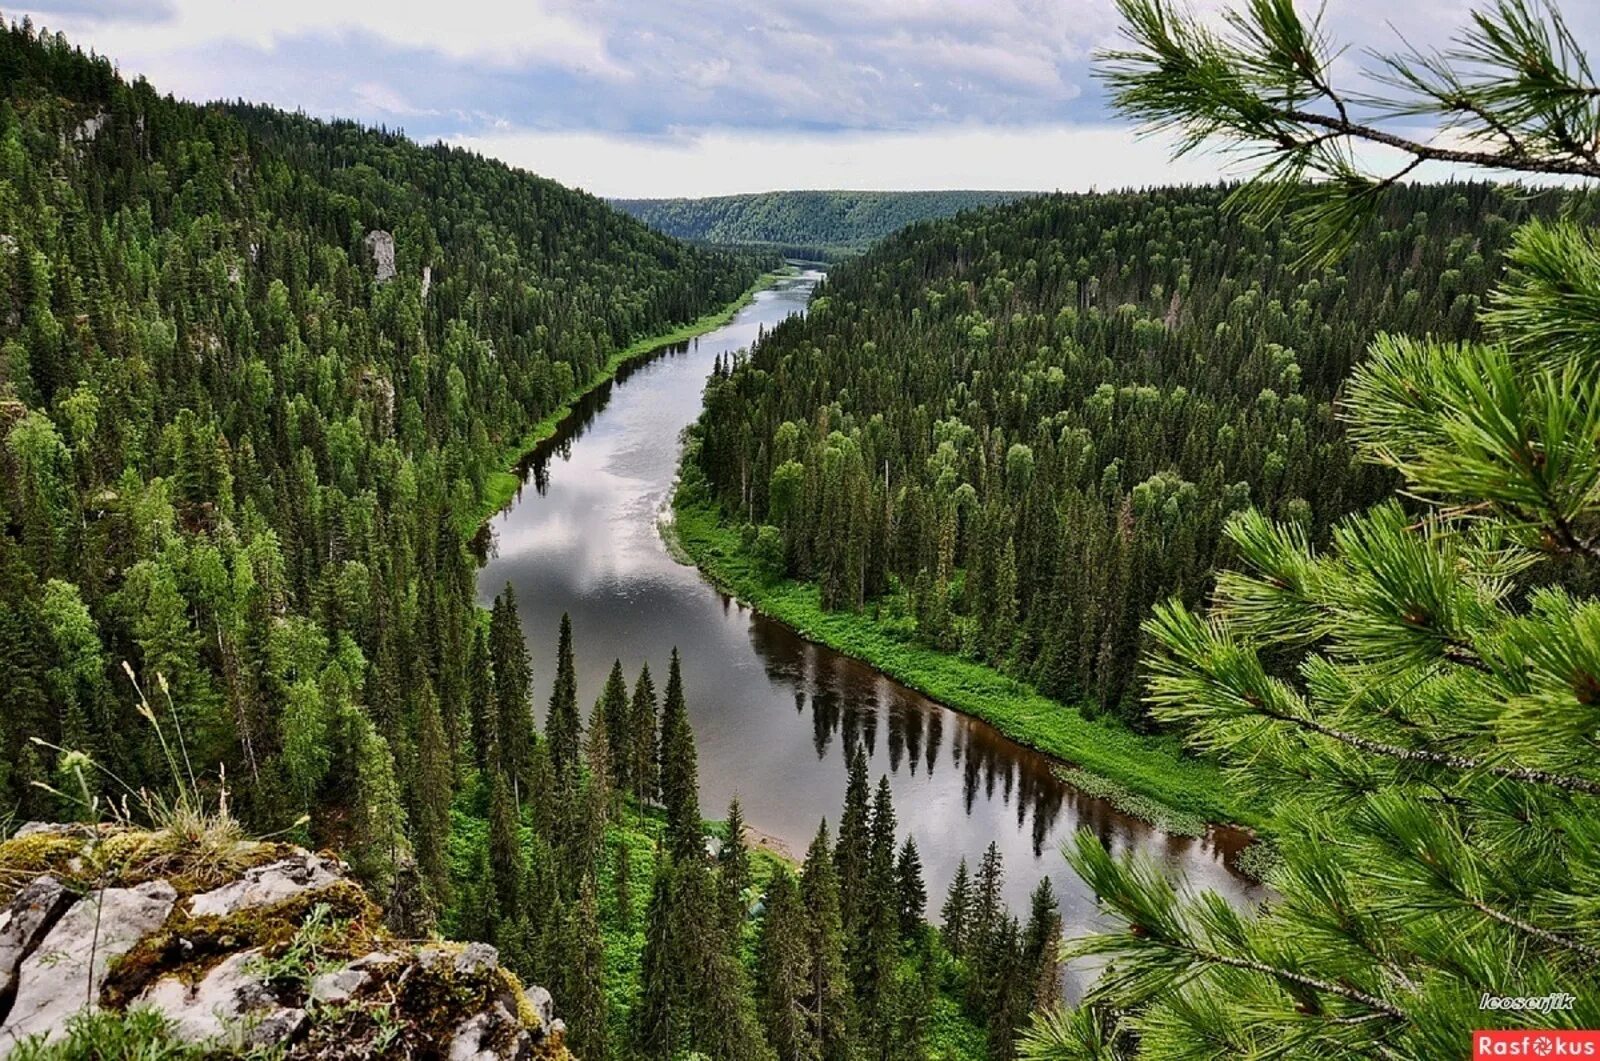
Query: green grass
670 496 1259 829
459 269 792 537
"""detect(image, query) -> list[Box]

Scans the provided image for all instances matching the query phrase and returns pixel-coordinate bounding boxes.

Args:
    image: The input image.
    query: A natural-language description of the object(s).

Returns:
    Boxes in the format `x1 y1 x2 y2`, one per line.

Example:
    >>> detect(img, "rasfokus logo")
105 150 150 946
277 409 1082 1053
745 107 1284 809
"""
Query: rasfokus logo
1474 1031 1600 1058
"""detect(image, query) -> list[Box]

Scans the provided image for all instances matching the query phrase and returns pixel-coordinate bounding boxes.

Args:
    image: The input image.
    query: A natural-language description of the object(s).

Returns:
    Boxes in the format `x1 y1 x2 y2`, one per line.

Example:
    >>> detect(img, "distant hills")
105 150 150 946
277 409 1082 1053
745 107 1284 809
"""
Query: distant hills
611 189 1034 259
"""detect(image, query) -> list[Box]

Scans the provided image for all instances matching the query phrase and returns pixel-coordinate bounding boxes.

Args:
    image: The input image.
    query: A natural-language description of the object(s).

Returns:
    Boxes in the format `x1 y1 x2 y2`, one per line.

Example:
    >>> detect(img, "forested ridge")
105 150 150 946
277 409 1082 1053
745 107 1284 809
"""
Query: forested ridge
686 183 1589 728
612 190 1031 260
0 19 757 859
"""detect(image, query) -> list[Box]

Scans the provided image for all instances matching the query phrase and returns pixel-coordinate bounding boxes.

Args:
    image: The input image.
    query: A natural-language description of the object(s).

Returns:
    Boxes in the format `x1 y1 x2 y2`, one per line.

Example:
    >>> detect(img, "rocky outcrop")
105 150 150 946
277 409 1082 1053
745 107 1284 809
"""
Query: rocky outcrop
363 229 397 283
0 824 569 1060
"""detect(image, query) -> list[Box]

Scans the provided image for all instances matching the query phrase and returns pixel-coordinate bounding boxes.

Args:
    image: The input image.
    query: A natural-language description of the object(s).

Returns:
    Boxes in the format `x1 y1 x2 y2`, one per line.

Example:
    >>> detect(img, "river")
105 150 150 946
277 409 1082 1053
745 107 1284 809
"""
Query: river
476 269 1263 998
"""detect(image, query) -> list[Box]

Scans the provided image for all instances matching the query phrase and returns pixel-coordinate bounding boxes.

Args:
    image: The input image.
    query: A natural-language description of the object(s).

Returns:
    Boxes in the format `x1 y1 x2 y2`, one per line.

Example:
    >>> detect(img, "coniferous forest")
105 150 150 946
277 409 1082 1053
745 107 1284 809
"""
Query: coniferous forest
2 0 1600 1059
687 182 1588 728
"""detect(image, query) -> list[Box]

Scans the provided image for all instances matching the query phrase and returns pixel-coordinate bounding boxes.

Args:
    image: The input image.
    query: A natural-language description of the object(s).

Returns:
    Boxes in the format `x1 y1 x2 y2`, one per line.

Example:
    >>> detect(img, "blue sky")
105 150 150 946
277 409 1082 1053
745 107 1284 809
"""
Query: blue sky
13 0 1599 197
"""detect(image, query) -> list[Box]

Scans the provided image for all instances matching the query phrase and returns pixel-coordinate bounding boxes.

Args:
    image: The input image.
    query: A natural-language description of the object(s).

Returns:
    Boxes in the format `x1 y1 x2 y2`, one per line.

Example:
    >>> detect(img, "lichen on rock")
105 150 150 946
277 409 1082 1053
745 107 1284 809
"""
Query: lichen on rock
0 826 571 1060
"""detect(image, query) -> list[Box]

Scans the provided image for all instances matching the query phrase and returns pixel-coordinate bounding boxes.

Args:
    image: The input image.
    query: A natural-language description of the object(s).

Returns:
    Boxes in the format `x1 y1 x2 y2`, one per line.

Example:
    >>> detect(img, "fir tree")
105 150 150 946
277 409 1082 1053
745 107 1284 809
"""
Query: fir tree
799 821 855 1061
634 859 679 1061
411 675 453 910
546 613 581 776
1021 877 1061 1009
599 658 630 792
895 837 926 941
756 869 814 1061
489 587 533 801
940 857 972 958
658 649 702 860
628 664 658 806
468 625 497 771
558 877 610 1061
718 796 753 937
833 746 871 941
487 769 523 925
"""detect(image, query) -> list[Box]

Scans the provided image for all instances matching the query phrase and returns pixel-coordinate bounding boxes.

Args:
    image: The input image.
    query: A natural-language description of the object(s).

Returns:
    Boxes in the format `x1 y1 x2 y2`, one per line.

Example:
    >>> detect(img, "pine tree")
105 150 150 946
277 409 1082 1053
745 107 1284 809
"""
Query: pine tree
799 821 855 1061
1024 1 1600 1055
971 841 1004 959
546 613 581 775
412 675 454 910
657 649 702 860
757 869 815 1061
857 776 900 1048
894 837 925 941
585 689 615 821
940 857 972 958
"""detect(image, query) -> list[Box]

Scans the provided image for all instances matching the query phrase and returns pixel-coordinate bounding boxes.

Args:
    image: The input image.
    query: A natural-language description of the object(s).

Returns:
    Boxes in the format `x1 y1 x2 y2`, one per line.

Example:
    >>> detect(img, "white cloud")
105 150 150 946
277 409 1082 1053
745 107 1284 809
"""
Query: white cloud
449 124 1237 198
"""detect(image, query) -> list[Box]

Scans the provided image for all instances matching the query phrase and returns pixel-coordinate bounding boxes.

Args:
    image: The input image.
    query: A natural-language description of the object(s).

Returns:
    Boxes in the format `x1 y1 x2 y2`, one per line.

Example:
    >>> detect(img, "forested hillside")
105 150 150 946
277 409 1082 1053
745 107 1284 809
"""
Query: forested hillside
685 183 1587 727
0 19 757 859
612 190 1030 260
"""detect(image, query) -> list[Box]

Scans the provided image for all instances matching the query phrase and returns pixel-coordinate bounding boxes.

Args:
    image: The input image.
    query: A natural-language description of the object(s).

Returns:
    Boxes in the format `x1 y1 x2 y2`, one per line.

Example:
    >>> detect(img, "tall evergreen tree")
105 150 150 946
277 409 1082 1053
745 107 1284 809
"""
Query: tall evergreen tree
895 838 926 941
490 587 534 800
468 625 498 771
411 675 453 910
657 649 702 860
940 857 972 958
833 747 871 942
599 658 631 791
718 796 753 937
628 664 659 806
546 613 581 775
799 822 855 1061
487 769 524 927
757 869 815 1061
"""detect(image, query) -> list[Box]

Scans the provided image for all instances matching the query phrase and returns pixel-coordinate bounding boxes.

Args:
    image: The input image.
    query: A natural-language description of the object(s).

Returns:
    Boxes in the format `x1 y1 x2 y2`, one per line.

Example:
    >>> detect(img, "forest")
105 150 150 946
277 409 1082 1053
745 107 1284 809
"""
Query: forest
612 191 1031 261
685 182 1589 730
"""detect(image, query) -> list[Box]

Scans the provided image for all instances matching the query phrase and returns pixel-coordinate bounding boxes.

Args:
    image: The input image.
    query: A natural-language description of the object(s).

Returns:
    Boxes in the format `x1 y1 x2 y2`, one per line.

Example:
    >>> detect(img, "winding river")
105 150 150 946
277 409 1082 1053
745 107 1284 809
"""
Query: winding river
477 270 1263 998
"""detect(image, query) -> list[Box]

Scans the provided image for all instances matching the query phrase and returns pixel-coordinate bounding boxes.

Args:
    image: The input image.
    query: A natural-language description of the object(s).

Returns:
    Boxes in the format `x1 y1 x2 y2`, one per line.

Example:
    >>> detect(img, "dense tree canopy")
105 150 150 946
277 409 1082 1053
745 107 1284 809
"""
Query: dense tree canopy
687 181 1587 726
613 190 1032 261
0 16 757 863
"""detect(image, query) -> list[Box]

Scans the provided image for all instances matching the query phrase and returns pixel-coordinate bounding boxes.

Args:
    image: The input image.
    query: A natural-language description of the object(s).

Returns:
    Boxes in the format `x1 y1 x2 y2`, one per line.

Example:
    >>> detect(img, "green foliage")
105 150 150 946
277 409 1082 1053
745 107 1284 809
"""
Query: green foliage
684 182 1577 738
614 191 1032 260
7 1008 206 1061
1059 3 1600 1056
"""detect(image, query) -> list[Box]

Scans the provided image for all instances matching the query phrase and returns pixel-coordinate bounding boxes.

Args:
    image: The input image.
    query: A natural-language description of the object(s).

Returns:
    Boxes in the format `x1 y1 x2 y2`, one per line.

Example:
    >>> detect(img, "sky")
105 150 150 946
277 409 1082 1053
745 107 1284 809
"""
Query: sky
10 0 1599 198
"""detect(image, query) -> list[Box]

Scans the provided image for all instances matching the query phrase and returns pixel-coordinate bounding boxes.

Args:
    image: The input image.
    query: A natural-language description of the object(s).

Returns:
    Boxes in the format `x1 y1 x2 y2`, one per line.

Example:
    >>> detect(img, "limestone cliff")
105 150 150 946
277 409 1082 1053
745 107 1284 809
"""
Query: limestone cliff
0 823 570 1059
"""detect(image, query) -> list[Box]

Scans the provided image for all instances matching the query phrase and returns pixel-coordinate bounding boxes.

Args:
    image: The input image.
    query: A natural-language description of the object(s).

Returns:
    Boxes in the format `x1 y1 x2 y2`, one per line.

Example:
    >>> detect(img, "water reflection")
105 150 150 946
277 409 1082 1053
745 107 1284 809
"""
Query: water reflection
476 269 1263 1002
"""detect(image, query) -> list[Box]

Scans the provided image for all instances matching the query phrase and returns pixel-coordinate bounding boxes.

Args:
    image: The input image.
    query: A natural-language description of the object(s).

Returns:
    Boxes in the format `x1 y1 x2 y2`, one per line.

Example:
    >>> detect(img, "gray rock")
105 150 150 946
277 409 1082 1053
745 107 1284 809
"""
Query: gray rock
0 879 176 1047
0 876 73 1007
242 1005 307 1049
346 950 400 972
447 1000 520 1061
522 983 553 1028
453 942 499 977
421 264 432 299
187 852 340 919
364 230 397 283
309 964 369 1006
139 948 271 1043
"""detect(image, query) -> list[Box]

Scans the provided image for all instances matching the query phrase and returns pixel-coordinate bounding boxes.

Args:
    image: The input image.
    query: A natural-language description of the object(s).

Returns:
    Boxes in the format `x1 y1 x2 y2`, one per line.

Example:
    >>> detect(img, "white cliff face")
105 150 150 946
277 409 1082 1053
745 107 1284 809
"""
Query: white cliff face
0 825 569 1060
364 230 397 283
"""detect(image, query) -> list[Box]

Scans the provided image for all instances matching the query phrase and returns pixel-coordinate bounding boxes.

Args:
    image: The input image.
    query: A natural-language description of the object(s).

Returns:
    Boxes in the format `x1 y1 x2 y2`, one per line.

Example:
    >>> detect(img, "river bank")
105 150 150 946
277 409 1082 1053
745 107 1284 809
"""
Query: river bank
667 487 1259 831
459 267 791 537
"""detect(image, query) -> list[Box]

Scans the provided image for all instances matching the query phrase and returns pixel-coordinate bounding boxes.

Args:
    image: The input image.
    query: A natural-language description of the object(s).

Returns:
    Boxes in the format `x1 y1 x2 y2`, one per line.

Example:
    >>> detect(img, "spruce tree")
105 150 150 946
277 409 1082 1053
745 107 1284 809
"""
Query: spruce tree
489 586 533 800
833 746 871 942
487 769 523 922
468 624 497 771
718 796 753 937
628 663 658 806
757 869 814 1061
658 649 702 860
971 842 1004 959
561 877 611 1061
1023 1 1600 1054
1021 877 1061 1009
411 675 454 909
546 613 581 775
940 857 972 958
895 837 926 941
800 821 855 1061
599 658 630 792
857 775 901 1047
584 689 615 821
633 858 679 1061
